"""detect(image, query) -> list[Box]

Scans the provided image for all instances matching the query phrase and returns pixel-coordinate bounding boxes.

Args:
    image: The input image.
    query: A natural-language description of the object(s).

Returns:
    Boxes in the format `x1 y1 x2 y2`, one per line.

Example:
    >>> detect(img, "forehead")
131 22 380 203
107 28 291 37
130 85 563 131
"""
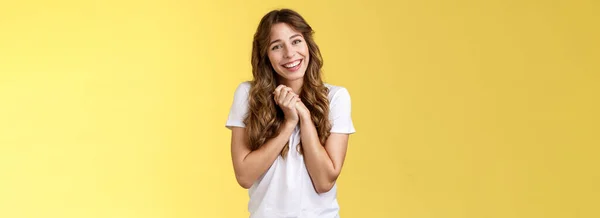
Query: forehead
270 23 303 40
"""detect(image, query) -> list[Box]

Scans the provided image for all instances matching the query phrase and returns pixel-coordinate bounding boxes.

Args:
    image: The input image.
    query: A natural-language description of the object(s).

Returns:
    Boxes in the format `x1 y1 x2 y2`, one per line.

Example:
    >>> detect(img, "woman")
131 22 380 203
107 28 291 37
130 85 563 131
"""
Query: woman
226 8 355 218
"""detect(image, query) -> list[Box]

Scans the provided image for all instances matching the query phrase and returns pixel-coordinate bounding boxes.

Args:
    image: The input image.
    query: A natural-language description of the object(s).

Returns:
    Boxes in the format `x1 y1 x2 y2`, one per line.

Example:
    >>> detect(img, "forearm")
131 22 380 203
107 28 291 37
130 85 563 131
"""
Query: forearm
299 116 337 193
236 122 296 188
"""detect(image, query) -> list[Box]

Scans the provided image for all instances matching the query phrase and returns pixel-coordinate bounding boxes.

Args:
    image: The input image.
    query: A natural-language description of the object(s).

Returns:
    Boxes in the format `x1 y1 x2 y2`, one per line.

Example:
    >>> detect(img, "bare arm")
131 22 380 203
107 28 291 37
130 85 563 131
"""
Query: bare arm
297 106 350 193
230 121 296 188
231 85 300 189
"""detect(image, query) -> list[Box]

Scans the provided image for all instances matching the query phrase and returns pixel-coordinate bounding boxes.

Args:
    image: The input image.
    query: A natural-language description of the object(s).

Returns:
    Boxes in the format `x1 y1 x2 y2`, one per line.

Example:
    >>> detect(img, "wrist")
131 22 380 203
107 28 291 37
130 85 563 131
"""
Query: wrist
284 119 298 128
299 112 312 123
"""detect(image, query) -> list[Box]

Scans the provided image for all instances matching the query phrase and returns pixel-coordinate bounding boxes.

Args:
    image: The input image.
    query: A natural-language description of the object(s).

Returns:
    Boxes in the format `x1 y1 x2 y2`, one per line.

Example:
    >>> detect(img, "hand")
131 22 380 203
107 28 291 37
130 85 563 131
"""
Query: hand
273 85 299 125
295 99 310 121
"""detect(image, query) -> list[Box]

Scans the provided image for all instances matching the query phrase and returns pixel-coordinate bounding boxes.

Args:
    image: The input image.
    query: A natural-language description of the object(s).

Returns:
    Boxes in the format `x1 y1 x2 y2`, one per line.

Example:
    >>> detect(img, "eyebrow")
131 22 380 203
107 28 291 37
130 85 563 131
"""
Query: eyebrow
269 34 303 47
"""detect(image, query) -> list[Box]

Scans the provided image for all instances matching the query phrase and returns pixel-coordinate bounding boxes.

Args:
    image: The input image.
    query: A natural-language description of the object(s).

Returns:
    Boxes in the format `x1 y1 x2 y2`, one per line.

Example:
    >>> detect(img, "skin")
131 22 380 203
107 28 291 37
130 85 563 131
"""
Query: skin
231 23 350 193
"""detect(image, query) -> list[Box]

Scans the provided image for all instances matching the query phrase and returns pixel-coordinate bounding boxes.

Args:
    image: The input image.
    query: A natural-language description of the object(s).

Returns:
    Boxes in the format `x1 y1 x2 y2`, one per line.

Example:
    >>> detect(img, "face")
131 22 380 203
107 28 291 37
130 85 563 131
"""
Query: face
267 23 310 83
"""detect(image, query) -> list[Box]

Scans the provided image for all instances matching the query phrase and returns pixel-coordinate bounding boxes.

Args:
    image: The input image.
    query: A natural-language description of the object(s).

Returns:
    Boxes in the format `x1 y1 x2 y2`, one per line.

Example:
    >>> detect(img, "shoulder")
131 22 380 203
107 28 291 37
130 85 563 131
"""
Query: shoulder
325 83 351 102
234 81 252 93
324 83 356 133
226 81 252 129
230 81 252 109
232 81 252 98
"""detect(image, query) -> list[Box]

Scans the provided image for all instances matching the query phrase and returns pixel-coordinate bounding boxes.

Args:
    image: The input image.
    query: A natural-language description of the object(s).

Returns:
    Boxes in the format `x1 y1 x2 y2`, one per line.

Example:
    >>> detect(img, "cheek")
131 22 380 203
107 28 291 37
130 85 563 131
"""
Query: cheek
302 46 310 58
267 53 278 67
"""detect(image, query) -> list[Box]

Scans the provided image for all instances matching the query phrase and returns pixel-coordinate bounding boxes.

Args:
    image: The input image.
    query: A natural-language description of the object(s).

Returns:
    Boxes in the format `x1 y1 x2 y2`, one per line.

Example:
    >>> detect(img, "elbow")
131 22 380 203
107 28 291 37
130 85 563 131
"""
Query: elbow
314 181 335 194
235 174 254 189
233 165 256 189
237 180 252 189
314 171 341 194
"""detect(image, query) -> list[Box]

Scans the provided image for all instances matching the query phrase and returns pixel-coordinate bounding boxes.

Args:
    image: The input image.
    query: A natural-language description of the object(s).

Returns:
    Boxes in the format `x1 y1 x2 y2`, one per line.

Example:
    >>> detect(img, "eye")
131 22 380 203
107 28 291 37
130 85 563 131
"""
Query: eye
271 44 281 50
292 39 302 45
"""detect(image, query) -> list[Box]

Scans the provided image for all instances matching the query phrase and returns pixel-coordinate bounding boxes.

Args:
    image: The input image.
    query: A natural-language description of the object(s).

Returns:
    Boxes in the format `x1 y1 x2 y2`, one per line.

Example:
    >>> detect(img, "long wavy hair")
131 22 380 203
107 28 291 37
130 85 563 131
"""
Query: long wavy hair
244 9 331 158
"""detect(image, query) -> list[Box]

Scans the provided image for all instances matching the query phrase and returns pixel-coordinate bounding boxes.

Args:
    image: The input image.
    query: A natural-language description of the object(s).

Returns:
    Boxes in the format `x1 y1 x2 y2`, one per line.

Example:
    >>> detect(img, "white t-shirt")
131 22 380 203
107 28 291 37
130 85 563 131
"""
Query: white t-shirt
226 81 356 218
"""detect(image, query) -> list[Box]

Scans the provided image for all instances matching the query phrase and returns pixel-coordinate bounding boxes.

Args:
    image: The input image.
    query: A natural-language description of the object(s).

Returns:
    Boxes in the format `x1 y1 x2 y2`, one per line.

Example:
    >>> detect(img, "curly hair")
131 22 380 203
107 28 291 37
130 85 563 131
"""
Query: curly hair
244 9 331 158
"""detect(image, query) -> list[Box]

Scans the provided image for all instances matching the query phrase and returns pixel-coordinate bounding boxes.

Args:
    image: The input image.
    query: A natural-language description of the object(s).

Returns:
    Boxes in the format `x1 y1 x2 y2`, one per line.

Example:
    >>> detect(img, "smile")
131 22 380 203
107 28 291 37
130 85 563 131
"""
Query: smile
282 59 302 69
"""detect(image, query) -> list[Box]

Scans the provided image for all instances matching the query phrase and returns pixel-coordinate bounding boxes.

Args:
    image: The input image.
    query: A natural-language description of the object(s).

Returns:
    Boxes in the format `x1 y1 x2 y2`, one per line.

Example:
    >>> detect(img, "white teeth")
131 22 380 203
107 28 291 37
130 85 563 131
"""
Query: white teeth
284 60 301 68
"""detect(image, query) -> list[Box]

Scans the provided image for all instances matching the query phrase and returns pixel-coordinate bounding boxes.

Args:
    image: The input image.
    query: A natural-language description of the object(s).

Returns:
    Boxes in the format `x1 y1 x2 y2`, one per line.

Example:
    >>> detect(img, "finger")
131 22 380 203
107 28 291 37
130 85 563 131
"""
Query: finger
273 85 285 102
285 87 294 95
282 87 295 104
273 85 285 95
278 87 290 104
286 95 298 107
282 92 296 107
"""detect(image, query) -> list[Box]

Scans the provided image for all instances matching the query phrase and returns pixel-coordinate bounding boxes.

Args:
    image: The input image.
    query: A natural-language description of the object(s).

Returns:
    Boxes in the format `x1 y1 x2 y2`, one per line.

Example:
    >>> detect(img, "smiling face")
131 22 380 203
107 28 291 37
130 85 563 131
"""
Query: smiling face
267 22 310 83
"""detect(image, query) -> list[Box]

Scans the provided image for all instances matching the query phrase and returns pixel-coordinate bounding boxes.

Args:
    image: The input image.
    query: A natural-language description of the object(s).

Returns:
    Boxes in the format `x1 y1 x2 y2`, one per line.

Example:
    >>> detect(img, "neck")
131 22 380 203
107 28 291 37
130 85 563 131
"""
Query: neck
278 78 303 95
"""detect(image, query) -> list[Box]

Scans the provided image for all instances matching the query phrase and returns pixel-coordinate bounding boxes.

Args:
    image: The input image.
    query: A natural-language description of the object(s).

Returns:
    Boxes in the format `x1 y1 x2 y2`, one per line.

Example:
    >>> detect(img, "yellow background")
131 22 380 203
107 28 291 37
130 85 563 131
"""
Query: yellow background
1 0 598 217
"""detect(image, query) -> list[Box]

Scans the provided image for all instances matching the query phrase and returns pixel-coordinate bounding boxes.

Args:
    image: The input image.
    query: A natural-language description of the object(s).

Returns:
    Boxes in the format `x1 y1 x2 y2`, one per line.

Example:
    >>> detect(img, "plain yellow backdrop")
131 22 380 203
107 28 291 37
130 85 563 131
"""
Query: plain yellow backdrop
1 0 598 217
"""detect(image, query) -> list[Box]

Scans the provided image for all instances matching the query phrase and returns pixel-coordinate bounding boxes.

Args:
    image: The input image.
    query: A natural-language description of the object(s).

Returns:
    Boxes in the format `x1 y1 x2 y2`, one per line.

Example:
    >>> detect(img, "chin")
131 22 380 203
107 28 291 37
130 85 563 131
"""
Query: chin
277 69 306 82
285 72 305 81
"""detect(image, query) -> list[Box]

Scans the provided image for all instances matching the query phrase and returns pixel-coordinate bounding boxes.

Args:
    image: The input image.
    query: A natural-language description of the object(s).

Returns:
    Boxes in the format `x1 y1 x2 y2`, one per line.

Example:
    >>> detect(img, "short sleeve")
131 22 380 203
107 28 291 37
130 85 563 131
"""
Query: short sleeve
329 87 356 134
225 82 250 129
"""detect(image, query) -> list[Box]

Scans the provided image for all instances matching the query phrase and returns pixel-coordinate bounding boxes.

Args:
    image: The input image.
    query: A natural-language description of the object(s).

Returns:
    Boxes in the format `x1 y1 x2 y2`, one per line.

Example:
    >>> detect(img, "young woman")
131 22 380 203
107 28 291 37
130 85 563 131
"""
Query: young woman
225 9 356 218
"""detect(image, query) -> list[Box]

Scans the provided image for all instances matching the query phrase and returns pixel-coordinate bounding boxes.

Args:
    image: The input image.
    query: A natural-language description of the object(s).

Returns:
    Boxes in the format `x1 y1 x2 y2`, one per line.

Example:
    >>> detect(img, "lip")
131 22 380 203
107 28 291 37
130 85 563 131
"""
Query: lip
281 59 303 72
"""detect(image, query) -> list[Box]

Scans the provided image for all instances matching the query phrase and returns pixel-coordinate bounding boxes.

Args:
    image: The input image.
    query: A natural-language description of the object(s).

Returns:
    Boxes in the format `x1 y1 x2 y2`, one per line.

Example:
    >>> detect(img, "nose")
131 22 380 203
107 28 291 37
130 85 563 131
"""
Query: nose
284 45 295 59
